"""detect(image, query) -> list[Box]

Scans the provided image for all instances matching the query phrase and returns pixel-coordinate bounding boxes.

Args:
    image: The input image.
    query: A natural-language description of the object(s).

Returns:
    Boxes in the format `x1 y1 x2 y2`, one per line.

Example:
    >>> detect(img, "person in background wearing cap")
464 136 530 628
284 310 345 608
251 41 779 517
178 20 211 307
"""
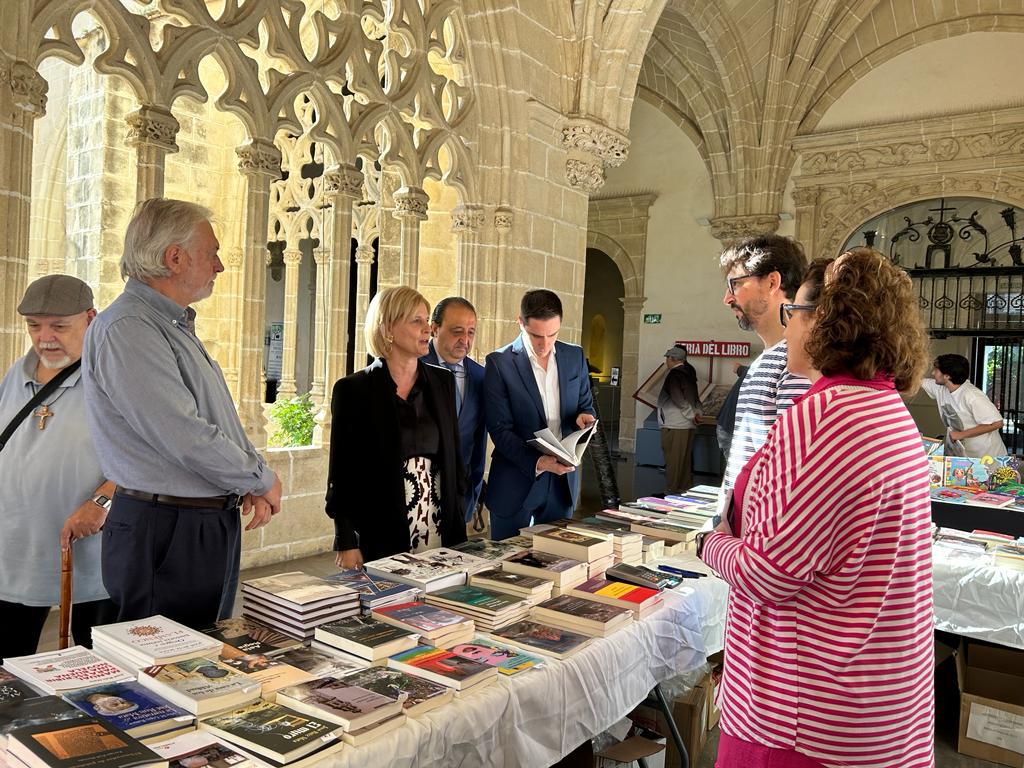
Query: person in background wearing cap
657 344 701 494
0 275 118 661
82 199 282 629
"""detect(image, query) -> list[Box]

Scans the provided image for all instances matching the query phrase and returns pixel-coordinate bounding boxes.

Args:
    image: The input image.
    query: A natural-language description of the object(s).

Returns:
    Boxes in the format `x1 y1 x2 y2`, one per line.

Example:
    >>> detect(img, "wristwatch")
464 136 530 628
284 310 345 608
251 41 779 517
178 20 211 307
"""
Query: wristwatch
91 494 112 510
694 531 709 561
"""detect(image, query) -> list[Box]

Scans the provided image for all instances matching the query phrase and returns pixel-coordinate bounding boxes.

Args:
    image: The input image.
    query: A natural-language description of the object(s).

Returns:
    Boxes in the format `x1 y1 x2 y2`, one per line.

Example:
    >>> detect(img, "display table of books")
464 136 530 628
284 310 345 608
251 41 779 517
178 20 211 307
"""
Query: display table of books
933 537 1024 651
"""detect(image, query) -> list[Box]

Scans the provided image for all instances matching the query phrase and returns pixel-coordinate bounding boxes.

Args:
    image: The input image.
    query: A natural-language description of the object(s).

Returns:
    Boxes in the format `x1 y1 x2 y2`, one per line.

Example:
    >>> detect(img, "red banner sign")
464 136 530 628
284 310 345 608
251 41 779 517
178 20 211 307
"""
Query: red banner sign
676 340 751 358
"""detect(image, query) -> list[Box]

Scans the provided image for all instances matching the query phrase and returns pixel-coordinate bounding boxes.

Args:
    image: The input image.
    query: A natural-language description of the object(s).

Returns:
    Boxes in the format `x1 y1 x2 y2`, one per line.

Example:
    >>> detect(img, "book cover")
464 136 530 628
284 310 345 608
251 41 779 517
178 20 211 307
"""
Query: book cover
324 570 414 601
535 529 604 547
971 491 1019 508
416 548 491 572
572 578 659 605
504 550 583 574
488 620 590 657
427 585 525 613
93 616 221 663
449 638 541 675
276 678 399 724
199 700 339 761
148 731 251 768
449 540 528 561
315 615 415 647
201 617 303 657
272 647 368 679
372 601 471 633
3 647 132 694
944 457 975 488
7 718 165 768
0 669 40 706
930 487 975 504
471 569 549 591
340 668 450 712
63 681 190 734
140 658 258 702
241 572 357 606
0 695 85 739
535 594 632 624
387 646 492 684
927 456 945 488
216 651 314 692
364 553 462 581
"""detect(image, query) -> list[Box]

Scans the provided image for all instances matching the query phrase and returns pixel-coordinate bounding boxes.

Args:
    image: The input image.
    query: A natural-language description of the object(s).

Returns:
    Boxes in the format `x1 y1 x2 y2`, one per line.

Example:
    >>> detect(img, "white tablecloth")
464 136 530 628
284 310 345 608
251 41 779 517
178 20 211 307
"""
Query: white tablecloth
933 546 1024 650
326 560 728 768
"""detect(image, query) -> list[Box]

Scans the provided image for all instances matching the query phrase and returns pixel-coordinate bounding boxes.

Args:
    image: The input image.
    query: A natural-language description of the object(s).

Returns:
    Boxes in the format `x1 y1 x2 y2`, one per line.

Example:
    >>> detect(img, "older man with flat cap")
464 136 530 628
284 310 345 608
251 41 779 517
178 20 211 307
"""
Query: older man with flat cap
0 275 117 661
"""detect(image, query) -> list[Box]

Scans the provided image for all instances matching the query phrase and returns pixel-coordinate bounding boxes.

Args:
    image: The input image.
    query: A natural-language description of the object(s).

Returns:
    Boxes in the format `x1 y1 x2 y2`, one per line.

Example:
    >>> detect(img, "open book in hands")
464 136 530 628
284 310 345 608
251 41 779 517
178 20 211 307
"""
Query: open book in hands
527 420 598 467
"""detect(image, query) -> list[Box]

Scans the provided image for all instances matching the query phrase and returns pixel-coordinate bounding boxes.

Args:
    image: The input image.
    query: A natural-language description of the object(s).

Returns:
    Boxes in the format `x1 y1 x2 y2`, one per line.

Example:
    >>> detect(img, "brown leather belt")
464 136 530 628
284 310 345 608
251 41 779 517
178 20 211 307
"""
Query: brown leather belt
116 487 241 510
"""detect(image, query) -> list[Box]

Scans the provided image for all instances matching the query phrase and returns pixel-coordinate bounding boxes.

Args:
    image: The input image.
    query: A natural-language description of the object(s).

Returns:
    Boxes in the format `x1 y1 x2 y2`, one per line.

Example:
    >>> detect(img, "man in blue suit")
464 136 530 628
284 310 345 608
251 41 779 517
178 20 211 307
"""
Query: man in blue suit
485 289 596 540
421 297 487 526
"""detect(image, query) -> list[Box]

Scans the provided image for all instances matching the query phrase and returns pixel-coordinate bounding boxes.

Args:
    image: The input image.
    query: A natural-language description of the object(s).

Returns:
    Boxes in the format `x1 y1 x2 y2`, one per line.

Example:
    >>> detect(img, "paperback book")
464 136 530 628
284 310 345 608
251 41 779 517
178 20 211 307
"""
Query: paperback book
2 647 133 695
339 711 405 747
275 677 404 731
271 647 368 680
216 651 315 697
485 620 591 660
568 577 662 618
449 539 529 562
339 667 453 717
448 638 542 676
526 422 597 467
63 680 193 740
501 550 589 588
0 696 85 745
370 601 474 646
531 594 634 637
363 553 468 592
148 731 253 768
423 584 529 622
240 572 359 610
386 646 497 691
200 617 303 657
0 669 41 706
324 570 418 609
92 616 222 668
312 615 418 661
137 658 261 717
532 529 613 562
469 569 553 604
6 718 167 768
198 700 342 766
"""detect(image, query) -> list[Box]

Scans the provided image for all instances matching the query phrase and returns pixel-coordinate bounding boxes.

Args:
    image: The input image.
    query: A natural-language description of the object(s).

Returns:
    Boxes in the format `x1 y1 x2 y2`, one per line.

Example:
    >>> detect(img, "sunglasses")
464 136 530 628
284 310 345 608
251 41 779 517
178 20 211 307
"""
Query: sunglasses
780 303 816 327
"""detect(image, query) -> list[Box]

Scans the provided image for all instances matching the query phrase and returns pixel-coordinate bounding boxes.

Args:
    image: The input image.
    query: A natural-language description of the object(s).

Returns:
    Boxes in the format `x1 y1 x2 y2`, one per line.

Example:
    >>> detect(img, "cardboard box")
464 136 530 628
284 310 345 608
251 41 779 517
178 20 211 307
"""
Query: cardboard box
957 640 1024 767
628 678 708 768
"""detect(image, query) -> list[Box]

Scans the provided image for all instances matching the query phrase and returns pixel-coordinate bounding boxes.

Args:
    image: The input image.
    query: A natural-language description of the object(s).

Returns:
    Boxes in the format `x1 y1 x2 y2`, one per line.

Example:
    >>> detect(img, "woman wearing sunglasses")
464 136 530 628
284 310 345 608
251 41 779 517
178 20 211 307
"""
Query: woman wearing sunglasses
697 248 934 768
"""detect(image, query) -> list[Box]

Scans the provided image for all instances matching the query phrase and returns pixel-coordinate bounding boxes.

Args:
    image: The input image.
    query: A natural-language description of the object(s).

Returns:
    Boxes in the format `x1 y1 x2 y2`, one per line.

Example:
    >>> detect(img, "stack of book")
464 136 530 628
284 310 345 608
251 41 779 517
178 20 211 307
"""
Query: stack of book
530 594 634 638
137 658 261 717
386 646 497 694
313 615 419 662
553 520 644 566
469 568 553 605
530 528 615 579
324 569 419 612
2 647 133 696
339 667 453 718
627 518 700 552
214 651 315 701
91 617 223 671
641 536 666 563
363 553 469 592
0 694 87 749
275 677 406 746
198 700 343 766
271 646 368 680
149 731 254 768
241 572 360 640
201 617 304 657
501 550 589 596
371 601 475 648
6 718 167 768
444 637 542 676
63 680 195 742
567 577 663 618
423 584 530 631
450 539 529 564
485 620 591 660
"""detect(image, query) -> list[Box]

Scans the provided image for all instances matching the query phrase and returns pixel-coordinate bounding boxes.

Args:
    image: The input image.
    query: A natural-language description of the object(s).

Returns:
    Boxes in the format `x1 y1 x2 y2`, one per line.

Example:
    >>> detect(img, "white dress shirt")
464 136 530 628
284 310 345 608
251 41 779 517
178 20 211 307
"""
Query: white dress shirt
522 333 561 438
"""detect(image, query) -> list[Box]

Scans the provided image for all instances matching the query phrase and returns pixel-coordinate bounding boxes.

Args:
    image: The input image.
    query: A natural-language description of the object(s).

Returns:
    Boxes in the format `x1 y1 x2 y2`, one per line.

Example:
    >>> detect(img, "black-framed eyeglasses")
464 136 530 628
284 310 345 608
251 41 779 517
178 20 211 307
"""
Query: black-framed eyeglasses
780 303 816 327
726 273 758 295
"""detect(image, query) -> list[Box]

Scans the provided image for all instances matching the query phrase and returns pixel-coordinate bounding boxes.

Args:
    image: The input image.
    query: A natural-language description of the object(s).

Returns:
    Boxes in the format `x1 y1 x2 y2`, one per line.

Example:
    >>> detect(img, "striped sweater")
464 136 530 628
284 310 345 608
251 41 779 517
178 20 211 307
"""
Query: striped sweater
702 375 935 768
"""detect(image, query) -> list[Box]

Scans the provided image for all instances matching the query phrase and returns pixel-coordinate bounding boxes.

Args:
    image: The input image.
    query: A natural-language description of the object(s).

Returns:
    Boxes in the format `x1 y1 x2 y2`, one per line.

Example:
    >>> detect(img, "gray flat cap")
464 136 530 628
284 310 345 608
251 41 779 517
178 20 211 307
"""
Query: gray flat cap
17 275 94 316
664 345 688 361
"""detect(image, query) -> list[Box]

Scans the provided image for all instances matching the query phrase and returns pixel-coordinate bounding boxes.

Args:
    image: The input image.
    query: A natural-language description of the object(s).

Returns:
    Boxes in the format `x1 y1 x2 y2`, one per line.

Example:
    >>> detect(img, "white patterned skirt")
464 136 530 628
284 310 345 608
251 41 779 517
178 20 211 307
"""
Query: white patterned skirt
404 456 442 553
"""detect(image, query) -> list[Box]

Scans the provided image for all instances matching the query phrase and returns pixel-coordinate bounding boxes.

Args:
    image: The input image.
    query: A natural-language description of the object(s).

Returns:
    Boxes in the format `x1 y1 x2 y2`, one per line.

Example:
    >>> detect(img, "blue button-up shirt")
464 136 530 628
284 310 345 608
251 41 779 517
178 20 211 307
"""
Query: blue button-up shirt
82 279 273 497
0 351 107 605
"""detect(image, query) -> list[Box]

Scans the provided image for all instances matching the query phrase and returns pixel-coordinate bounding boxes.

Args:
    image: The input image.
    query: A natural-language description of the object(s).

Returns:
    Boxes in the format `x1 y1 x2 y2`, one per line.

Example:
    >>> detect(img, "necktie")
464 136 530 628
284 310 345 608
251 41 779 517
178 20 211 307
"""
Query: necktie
445 363 463 416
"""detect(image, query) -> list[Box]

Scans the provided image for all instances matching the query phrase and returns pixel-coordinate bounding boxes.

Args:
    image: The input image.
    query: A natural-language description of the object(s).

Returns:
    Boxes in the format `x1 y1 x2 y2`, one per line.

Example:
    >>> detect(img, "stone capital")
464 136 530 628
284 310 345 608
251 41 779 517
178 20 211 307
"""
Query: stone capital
791 187 819 208
451 205 485 233
236 140 282 177
324 164 364 198
562 117 630 167
566 157 605 194
709 214 781 245
224 247 244 268
1 58 47 116
494 207 514 233
393 186 429 220
282 248 303 265
620 296 648 312
126 105 180 153
355 245 376 264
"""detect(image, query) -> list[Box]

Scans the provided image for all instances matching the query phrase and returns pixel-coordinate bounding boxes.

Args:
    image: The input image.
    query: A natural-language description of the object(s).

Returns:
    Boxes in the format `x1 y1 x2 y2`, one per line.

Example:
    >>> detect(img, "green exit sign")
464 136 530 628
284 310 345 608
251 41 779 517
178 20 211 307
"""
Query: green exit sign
644 314 662 324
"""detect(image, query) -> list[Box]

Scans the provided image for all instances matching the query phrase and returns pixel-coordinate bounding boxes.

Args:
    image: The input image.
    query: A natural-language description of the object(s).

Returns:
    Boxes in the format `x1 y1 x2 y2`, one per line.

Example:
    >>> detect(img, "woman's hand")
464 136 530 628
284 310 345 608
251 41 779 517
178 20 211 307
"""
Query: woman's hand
336 548 364 570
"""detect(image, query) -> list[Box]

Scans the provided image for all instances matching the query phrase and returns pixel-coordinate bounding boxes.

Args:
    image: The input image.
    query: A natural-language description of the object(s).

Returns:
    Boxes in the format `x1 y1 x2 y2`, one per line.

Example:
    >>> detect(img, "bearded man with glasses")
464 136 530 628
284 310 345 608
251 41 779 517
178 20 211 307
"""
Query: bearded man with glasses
717 234 810 513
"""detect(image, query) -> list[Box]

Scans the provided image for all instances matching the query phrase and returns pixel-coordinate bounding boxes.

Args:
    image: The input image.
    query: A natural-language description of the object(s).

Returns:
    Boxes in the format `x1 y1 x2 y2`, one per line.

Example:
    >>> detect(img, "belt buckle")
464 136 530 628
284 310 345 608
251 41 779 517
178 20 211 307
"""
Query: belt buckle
224 493 241 509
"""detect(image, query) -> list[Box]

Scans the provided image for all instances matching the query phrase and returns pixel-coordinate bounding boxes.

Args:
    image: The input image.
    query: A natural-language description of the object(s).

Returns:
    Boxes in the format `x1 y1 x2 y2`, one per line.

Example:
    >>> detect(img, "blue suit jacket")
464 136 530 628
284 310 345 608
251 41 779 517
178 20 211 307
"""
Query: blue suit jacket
421 342 487 522
484 337 595 521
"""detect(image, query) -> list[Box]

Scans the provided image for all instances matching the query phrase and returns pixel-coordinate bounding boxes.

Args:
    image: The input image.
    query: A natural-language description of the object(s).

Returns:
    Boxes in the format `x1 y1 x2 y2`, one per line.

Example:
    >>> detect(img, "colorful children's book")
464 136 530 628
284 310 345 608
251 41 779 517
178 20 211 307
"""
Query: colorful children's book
386 646 496 691
448 638 542 676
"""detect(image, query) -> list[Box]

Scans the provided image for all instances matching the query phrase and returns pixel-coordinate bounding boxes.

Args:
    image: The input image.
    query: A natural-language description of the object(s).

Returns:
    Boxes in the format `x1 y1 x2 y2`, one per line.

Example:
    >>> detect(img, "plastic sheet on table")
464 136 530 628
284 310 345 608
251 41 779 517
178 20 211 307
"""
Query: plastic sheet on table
933 545 1024 650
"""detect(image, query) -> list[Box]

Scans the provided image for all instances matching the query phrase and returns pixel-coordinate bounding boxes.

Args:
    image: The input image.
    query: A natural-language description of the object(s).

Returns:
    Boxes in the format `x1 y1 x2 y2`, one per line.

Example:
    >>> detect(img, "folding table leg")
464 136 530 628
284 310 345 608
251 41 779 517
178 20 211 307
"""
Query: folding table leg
652 683 688 768
637 758 650 768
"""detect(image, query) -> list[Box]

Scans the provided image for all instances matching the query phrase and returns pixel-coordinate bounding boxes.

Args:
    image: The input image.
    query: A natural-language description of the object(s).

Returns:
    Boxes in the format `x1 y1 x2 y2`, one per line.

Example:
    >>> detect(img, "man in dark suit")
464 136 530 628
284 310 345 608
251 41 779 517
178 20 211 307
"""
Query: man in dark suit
485 289 596 540
421 297 487 526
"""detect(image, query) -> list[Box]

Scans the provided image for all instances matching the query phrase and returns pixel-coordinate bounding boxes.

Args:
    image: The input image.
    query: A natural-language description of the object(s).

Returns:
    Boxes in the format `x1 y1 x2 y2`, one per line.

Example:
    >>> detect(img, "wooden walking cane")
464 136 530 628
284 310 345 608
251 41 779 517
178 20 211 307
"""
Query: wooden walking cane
59 545 73 649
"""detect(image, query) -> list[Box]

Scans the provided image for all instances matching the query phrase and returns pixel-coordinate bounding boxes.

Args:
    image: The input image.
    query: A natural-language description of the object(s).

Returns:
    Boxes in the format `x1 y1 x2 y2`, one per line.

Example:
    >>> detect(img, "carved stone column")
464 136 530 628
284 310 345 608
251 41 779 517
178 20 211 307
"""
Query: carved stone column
452 204 485 300
709 214 781 248
489 207 514 351
619 295 647 454
0 57 46 371
276 248 303 401
235 139 281 449
791 187 820 255
309 248 328 406
562 117 629 195
125 104 179 201
393 186 429 287
353 244 376 365
313 164 363 446
221 246 244 399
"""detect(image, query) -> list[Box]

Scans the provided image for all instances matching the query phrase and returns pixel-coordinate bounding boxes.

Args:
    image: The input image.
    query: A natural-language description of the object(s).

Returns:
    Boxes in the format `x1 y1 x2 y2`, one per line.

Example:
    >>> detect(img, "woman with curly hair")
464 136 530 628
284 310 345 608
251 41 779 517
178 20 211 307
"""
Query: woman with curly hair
697 248 934 768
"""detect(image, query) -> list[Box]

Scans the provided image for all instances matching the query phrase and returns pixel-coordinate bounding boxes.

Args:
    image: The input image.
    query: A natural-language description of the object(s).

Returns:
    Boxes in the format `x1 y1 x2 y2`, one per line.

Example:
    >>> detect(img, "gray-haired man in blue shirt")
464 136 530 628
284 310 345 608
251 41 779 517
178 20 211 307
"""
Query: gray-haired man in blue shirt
82 198 282 629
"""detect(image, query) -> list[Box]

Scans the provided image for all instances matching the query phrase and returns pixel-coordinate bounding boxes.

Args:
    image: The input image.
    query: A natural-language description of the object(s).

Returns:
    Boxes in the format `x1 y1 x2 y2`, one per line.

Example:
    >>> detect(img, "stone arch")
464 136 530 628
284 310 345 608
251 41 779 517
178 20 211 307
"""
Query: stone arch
587 229 641 298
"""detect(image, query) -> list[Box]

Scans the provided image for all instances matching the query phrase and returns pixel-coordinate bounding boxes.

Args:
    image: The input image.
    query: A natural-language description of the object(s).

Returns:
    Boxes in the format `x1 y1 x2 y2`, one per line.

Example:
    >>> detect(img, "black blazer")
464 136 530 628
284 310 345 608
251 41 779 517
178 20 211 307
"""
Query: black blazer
325 358 467 561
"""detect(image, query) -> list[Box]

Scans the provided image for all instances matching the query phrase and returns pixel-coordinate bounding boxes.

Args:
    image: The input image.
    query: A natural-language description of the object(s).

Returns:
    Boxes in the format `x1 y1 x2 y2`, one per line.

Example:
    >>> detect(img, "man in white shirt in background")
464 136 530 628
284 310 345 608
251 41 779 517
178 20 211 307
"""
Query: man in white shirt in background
718 235 810 511
922 353 1006 457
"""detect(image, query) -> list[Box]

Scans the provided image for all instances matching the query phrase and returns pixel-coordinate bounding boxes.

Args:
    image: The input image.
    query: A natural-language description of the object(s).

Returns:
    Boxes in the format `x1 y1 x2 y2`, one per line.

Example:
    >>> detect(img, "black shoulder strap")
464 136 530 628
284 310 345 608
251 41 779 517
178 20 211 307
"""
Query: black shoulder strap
0 359 82 453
